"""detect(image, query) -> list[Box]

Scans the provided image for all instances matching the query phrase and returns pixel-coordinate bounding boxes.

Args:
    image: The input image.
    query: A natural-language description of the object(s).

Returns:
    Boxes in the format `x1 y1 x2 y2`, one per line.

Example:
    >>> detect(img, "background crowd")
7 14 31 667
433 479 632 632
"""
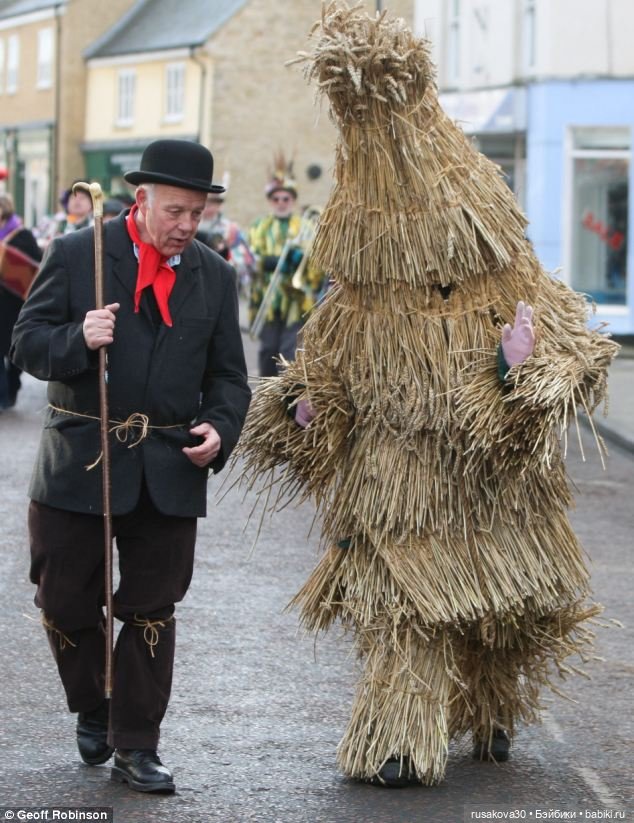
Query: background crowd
0 151 329 411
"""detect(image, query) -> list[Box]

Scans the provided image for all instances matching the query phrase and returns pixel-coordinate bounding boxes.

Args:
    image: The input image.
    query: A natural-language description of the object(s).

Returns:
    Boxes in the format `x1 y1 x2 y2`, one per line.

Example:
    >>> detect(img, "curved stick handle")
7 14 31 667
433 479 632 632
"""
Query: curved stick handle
72 180 104 219
72 181 105 310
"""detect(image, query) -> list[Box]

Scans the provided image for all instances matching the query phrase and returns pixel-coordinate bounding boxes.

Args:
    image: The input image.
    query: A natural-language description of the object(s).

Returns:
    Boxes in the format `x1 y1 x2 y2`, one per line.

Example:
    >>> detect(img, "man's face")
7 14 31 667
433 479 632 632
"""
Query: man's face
136 184 206 257
203 196 223 222
67 191 93 219
269 189 296 219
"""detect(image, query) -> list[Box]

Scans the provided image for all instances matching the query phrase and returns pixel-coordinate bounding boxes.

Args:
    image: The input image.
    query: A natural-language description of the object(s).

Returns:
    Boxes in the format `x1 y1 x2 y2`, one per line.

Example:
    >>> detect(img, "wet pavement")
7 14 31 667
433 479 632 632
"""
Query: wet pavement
0 342 632 823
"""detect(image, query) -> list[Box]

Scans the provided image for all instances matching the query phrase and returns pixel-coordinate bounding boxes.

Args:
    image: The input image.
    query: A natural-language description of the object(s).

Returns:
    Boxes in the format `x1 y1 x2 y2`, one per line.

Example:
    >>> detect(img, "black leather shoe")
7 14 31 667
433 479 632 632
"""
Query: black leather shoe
111 749 175 793
473 729 511 762
76 700 114 765
368 756 419 788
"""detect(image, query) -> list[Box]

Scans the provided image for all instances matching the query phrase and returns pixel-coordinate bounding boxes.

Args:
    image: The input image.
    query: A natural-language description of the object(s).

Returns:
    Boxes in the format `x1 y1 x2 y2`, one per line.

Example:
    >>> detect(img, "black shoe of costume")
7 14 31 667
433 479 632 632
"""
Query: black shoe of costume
473 729 511 762
111 749 176 793
368 757 419 788
76 700 114 765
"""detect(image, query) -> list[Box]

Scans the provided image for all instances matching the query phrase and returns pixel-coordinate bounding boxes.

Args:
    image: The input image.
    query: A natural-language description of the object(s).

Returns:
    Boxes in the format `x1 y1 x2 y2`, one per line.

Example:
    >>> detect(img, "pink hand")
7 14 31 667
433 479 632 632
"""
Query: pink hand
83 303 120 350
182 422 221 466
501 301 535 366
295 398 316 428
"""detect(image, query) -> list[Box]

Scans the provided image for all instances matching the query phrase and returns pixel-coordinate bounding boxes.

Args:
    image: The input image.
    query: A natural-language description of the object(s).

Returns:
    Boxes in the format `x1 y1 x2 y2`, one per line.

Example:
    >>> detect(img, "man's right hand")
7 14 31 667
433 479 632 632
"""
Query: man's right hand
83 303 120 350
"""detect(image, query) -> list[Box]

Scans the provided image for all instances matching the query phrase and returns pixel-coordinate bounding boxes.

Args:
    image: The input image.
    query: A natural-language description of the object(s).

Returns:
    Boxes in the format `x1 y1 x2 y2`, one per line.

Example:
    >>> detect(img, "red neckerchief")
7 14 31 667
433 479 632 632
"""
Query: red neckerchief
126 205 176 327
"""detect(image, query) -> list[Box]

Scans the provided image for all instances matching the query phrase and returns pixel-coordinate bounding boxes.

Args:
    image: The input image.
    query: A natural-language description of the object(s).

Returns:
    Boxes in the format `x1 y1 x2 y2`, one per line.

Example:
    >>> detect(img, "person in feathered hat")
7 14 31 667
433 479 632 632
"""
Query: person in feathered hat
248 152 325 376
11 138 251 794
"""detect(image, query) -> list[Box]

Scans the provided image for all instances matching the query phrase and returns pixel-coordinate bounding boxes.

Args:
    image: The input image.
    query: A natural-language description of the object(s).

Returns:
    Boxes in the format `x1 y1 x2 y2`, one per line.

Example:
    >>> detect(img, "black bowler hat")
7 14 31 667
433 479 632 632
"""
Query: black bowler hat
124 139 225 194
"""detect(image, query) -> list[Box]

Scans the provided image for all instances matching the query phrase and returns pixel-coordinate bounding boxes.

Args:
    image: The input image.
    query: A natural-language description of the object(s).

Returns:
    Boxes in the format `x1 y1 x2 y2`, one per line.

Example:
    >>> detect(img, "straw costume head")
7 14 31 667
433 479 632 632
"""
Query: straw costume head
295 3 526 293
235 2 618 786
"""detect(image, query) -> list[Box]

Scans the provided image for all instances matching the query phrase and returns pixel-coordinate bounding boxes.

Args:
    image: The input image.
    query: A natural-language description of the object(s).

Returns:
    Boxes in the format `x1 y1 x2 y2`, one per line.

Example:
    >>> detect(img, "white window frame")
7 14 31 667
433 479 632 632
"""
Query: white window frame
0 39 4 94
471 3 489 77
523 0 537 74
563 127 631 314
116 69 136 127
447 0 461 87
36 27 53 89
6 34 19 94
164 62 185 123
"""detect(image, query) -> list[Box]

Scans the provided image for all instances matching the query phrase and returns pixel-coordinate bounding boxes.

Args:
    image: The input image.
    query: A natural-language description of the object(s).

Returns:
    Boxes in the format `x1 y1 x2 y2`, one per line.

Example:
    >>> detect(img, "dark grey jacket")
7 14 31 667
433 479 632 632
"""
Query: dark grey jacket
11 212 251 517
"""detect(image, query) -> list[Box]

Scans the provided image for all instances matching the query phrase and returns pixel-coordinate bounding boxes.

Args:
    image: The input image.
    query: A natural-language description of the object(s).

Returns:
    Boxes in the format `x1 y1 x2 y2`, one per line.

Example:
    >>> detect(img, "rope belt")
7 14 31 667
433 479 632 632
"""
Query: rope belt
48 404 187 470
131 614 175 658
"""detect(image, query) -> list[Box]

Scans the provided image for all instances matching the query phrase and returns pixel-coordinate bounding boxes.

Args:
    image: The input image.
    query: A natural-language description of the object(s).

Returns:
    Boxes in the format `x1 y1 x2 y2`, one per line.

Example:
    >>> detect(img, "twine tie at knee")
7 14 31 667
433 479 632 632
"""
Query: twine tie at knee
132 614 174 658
40 613 77 651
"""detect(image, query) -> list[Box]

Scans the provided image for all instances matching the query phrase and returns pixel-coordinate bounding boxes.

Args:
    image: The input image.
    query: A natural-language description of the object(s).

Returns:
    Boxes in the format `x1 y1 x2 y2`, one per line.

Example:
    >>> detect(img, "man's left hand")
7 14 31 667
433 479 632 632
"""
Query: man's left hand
183 422 221 467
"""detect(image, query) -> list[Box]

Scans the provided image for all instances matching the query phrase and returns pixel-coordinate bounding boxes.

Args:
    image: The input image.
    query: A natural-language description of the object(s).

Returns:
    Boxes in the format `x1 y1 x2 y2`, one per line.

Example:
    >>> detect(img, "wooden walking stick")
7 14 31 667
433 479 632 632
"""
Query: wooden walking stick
73 181 114 699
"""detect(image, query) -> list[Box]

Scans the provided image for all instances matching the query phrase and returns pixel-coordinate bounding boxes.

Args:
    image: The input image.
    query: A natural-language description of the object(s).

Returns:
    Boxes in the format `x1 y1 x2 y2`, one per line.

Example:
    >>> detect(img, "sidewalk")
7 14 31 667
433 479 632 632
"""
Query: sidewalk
586 343 634 454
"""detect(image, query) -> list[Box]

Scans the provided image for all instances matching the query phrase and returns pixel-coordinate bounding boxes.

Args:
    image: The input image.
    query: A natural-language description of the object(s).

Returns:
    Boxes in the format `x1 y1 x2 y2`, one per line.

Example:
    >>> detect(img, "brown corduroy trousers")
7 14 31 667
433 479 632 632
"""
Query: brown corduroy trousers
28 485 197 750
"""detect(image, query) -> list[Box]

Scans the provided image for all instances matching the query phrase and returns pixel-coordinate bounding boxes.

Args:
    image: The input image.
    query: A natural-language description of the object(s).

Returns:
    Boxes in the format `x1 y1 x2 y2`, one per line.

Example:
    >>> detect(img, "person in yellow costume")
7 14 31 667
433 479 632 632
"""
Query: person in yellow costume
248 156 324 376
237 4 619 787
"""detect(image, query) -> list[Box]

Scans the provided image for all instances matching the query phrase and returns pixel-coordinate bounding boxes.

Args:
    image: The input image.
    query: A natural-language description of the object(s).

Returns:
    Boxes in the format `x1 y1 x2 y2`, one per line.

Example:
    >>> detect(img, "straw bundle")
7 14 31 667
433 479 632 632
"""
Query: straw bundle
234 2 618 784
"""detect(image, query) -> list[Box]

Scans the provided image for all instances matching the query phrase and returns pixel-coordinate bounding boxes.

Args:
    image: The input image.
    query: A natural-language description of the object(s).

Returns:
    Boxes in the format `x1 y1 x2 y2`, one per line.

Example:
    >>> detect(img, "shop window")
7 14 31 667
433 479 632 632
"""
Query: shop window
474 133 526 207
570 128 629 306
116 70 136 127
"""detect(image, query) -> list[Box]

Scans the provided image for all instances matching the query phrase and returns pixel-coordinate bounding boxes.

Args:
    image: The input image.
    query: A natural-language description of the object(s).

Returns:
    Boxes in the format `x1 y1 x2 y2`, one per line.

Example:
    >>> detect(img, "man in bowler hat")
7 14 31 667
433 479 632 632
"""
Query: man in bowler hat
11 139 251 793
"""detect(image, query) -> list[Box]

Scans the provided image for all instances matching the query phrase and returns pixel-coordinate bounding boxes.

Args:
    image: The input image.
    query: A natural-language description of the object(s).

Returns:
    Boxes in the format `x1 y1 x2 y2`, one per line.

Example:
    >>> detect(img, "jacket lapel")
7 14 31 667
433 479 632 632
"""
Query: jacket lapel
165 243 201 321
105 211 136 303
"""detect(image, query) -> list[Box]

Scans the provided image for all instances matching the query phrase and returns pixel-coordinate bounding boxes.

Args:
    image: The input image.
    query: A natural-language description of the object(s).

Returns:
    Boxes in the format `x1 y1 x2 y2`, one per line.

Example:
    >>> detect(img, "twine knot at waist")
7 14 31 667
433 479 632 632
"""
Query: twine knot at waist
47 404 188 470
111 412 150 448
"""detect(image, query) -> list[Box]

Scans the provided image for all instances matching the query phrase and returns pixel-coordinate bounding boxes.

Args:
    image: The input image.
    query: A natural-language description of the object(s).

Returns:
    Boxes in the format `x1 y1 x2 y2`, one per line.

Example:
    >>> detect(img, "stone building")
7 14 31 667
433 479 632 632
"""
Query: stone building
0 0 137 223
82 0 414 227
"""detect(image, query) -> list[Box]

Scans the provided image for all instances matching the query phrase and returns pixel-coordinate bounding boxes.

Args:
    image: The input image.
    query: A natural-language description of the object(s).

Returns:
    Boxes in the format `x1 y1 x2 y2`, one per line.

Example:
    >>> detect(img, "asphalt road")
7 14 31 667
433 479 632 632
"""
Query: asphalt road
0 363 632 823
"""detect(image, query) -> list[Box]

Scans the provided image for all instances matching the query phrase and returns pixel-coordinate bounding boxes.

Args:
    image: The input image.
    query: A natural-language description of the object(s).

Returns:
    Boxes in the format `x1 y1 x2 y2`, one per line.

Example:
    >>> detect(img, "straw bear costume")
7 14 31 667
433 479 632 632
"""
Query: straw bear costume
237 4 618 785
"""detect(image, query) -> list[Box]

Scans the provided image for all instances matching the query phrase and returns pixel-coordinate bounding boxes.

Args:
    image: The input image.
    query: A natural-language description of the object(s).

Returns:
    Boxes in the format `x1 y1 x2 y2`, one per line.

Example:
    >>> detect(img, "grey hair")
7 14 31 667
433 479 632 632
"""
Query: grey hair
138 183 155 205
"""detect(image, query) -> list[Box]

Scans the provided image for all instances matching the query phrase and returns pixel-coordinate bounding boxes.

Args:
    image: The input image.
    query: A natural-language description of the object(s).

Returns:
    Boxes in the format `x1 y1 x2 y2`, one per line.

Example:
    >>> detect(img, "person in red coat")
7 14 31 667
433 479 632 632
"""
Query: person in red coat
0 224 42 409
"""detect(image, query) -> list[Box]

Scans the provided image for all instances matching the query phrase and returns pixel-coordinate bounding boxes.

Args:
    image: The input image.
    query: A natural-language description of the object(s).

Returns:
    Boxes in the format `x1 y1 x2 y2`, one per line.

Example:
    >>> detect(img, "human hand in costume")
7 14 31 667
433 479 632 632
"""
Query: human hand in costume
295 398 316 428
83 303 120 350
501 301 535 366
183 422 221 467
